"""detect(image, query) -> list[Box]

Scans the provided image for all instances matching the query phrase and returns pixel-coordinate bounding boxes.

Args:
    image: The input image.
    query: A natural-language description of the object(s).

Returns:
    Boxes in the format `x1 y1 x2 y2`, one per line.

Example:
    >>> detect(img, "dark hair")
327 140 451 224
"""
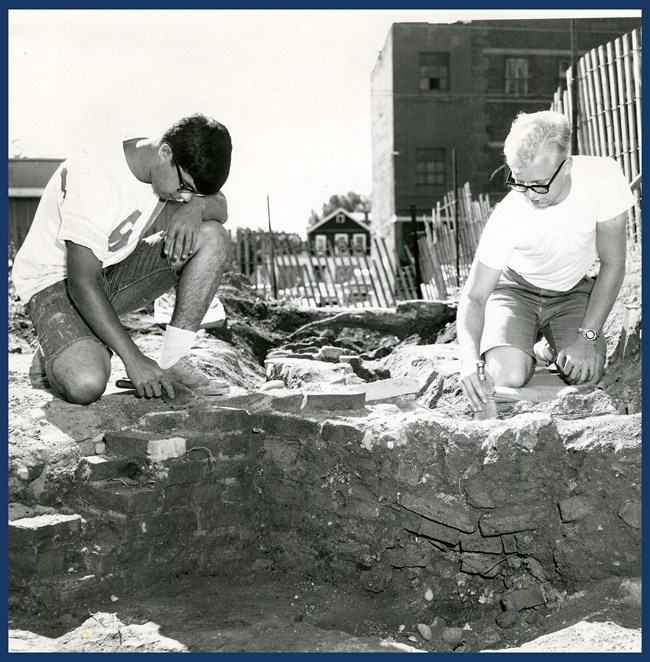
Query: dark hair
163 113 232 195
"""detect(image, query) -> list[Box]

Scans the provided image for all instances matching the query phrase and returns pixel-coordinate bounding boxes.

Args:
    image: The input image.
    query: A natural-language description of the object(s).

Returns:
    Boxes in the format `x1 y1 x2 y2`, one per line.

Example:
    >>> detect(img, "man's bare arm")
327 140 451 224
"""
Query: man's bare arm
163 192 228 260
457 259 502 410
555 213 627 384
66 241 174 397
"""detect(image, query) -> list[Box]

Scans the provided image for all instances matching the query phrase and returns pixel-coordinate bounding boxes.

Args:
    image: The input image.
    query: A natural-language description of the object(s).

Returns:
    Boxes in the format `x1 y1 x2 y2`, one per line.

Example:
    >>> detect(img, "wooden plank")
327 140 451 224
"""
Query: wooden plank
597 44 615 157
373 237 397 306
614 36 633 183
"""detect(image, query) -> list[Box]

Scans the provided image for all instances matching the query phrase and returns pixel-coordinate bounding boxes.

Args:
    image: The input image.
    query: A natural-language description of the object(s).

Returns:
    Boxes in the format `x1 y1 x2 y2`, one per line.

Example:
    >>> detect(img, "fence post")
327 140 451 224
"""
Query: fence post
409 204 422 299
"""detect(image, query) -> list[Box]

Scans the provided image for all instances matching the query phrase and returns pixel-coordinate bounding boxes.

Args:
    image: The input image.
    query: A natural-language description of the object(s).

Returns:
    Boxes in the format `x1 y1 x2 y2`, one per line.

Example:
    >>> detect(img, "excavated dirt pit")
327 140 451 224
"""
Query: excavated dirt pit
8 260 642 652
8 386 642 652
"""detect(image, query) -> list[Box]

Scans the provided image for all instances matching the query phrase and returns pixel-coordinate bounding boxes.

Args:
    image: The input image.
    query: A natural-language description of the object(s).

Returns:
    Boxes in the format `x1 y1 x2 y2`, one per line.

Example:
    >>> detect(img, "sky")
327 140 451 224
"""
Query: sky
8 8 641 236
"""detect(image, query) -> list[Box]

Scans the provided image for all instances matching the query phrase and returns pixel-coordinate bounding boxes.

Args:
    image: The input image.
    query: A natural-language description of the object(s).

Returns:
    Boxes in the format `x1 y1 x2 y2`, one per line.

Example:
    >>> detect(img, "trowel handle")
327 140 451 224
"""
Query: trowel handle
476 360 487 381
116 379 135 389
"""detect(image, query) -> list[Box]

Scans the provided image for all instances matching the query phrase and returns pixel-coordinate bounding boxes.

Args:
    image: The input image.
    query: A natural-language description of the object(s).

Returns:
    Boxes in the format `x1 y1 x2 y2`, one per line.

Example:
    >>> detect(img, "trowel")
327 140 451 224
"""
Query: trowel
115 379 196 407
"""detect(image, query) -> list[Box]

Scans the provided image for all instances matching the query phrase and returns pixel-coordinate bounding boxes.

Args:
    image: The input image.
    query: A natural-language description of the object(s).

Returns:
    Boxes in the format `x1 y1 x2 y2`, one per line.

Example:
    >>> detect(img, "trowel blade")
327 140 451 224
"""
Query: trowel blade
115 379 196 406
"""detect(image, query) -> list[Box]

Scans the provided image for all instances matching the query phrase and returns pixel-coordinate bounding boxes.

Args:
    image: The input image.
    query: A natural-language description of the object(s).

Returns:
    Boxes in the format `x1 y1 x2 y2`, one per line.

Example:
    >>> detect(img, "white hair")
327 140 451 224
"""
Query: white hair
503 110 571 169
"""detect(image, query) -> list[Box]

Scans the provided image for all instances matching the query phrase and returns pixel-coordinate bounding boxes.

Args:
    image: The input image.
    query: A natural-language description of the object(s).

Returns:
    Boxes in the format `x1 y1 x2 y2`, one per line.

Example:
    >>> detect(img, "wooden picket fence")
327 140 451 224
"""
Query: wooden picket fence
415 183 492 300
551 28 641 244
231 228 410 308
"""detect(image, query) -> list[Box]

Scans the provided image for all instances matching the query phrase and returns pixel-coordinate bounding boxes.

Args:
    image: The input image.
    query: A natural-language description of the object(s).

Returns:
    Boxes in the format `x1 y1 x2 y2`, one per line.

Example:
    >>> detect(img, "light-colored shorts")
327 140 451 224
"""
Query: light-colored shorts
480 267 606 359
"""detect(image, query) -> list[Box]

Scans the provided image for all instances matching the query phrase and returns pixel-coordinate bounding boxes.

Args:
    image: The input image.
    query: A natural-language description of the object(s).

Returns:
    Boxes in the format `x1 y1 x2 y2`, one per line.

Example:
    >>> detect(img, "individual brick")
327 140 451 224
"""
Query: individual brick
167 459 209 484
302 391 366 412
84 481 161 514
361 377 421 402
9 514 83 547
75 455 134 482
253 413 321 438
501 586 546 612
459 530 503 554
416 519 461 546
191 407 250 432
137 411 189 433
270 393 304 413
192 481 226 504
558 496 595 522
400 493 477 533
104 430 187 461
163 484 193 507
501 534 518 554
462 473 495 509
479 505 549 536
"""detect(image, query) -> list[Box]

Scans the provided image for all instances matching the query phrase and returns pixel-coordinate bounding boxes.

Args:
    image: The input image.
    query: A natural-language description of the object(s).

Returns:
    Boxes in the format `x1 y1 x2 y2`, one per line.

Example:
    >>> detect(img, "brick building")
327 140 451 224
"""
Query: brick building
370 17 642 261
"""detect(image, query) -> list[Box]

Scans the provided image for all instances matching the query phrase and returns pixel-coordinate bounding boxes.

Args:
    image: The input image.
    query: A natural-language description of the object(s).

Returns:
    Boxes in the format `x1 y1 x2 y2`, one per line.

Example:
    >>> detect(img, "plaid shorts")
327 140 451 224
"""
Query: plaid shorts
480 267 606 359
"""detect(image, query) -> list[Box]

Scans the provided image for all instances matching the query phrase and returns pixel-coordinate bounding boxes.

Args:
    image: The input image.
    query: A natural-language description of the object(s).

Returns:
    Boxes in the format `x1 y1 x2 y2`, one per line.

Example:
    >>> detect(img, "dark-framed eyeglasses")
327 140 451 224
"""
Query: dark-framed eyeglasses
506 159 566 194
172 153 204 198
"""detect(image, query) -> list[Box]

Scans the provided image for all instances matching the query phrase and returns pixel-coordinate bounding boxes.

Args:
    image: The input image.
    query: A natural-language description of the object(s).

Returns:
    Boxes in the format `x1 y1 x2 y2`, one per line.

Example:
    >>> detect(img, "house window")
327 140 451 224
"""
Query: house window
315 234 327 253
505 57 529 95
334 233 349 251
336 213 346 224
352 233 367 253
416 148 446 187
419 52 449 91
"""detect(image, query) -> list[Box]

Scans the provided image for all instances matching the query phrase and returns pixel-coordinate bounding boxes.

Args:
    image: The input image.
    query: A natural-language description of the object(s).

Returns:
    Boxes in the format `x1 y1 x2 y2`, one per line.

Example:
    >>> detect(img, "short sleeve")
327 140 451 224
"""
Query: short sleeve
57 156 119 262
474 200 517 271
594 158 636 222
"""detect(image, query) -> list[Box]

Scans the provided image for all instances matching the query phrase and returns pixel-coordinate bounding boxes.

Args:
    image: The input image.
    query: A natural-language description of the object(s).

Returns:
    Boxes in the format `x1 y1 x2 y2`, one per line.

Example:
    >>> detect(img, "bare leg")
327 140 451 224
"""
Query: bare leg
48 339 112 405
485 346 535 388
170 220 231 331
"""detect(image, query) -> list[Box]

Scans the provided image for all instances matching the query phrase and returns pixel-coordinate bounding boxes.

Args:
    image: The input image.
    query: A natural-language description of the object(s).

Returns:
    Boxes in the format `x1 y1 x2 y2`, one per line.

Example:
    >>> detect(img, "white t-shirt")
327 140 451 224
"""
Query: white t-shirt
475 155 635 291
12 139 165 304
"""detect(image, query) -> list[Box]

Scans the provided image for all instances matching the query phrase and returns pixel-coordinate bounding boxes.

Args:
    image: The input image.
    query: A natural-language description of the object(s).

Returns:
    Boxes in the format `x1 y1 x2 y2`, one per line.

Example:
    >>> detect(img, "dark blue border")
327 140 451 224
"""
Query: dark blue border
4 1 645 660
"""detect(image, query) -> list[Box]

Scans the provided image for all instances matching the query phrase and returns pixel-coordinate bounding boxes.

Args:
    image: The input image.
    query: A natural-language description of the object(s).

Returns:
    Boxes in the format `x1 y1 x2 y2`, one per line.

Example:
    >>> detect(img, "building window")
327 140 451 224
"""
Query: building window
334 234 349 252
352 233 367 253
505 57 529 95
315 234 327 253
416 148 446 187
419 52 449 91
336 213 346 224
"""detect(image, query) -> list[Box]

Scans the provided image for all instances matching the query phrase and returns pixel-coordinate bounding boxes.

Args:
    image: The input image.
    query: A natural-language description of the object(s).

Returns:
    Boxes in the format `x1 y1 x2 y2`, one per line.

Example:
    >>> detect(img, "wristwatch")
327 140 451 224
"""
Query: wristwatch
578 327 599 342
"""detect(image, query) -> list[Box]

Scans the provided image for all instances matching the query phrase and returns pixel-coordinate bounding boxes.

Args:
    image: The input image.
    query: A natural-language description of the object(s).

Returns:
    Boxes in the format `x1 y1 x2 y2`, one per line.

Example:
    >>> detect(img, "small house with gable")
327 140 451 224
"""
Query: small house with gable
307 207 371 255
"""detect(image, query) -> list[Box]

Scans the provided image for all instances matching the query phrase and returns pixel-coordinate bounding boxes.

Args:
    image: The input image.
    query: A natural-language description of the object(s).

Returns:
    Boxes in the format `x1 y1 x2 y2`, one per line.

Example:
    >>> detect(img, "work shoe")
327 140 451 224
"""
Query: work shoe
163 357 230 396
533 338 556 366
28 346 50 390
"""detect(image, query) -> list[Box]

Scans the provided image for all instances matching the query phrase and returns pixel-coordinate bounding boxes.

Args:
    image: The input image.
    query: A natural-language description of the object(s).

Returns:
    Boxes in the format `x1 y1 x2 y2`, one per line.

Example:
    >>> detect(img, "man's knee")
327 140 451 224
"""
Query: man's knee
485 347 534 388
199 221 232 261
54 372 108 405
49 341 111 404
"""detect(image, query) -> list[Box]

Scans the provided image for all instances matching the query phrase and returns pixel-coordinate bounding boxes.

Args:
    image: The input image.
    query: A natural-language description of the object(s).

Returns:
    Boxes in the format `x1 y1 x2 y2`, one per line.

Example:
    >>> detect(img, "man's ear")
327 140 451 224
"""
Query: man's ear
159 143 173 163
564 155 573 173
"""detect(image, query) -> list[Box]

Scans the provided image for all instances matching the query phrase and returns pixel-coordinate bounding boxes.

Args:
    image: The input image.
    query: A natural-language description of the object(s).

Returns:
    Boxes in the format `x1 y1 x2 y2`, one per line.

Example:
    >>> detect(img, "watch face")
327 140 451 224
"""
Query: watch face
583 329 597 341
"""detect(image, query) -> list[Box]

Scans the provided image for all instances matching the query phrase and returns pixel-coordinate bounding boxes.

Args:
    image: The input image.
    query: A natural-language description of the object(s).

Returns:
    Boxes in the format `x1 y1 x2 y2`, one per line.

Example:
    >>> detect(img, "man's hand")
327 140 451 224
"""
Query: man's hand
459 361 495 413
163 200 204 262
555 337 604 385
123 352 176 399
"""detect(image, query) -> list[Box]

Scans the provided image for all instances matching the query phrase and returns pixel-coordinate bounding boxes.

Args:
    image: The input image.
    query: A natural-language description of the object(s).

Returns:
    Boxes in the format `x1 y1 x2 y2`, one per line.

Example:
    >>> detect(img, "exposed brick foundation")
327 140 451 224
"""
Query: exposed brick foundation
9 402 641 625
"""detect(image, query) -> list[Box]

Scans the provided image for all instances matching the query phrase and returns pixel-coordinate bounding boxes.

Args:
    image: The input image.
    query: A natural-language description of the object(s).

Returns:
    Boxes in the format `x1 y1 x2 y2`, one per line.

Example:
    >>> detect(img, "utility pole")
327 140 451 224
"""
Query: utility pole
266 195 278 299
